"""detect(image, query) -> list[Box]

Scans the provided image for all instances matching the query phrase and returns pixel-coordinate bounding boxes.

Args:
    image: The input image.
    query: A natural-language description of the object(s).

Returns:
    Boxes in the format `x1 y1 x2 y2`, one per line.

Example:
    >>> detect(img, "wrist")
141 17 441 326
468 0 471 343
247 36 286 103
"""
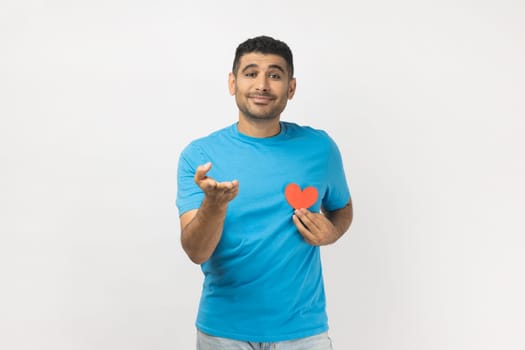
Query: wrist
201 196 229 214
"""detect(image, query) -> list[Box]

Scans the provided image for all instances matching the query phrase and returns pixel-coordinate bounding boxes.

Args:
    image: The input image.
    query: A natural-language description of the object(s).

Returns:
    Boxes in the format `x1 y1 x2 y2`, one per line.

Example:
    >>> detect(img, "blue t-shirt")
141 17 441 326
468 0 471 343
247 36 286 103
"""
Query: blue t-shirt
176 121 351 342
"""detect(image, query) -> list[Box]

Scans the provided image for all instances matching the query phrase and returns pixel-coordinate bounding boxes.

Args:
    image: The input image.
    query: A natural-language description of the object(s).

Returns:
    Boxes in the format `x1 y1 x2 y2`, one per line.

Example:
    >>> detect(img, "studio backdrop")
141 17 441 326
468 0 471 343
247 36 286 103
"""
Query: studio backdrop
1 1 524 349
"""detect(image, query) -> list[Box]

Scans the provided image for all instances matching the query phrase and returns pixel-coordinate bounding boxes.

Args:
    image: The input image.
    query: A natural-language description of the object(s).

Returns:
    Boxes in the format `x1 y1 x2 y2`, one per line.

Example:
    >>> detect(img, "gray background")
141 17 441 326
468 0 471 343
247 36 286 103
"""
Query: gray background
1 0 524 349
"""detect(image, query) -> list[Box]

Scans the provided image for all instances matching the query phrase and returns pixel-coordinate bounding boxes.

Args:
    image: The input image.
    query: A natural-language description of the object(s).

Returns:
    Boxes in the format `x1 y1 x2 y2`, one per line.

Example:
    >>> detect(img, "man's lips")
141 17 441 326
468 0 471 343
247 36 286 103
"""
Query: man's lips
249 94 275 104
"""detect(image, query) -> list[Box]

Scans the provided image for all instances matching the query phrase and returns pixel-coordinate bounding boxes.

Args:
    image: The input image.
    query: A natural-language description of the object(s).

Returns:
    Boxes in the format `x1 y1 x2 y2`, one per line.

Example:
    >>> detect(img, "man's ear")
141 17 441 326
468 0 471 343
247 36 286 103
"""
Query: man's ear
288 77 297 100
228 72 236 96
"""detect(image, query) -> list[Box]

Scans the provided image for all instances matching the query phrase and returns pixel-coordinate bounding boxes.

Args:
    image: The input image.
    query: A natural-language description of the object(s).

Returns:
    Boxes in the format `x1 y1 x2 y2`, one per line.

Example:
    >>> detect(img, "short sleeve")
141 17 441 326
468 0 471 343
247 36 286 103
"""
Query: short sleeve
176 143 206 216
321 134 351 212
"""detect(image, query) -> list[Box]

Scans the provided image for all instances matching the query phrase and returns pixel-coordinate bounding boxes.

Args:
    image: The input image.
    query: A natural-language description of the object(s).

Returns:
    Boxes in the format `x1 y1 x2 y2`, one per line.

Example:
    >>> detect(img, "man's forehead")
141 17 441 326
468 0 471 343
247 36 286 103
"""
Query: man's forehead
239 52 288 70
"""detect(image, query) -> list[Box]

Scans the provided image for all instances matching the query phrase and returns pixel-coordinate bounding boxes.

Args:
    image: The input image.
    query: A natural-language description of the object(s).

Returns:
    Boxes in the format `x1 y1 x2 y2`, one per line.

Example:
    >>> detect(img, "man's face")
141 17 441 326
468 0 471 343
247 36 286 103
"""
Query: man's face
229 53 296 122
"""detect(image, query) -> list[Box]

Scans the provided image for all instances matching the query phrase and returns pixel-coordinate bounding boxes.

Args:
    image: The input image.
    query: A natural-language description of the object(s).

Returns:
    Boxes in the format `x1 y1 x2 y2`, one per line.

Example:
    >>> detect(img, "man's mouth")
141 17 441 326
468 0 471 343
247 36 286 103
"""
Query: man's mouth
249 94 275 104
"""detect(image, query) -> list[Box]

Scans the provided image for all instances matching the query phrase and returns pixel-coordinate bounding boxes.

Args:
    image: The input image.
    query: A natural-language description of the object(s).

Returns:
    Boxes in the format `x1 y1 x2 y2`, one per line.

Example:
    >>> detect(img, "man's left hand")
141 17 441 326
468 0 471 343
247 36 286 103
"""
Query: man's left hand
292 208 340 246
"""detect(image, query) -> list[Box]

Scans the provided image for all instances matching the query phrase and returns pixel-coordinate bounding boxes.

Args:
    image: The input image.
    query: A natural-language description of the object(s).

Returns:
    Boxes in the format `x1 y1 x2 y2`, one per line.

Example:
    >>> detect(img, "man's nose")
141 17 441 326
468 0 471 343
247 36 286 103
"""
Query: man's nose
255 75 269 91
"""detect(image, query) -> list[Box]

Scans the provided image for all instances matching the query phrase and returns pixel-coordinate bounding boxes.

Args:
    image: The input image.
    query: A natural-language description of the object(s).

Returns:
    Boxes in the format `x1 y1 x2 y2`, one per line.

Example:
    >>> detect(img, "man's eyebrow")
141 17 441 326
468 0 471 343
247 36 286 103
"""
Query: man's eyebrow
268 64 285 74
240 63 286 74
241 64 259 73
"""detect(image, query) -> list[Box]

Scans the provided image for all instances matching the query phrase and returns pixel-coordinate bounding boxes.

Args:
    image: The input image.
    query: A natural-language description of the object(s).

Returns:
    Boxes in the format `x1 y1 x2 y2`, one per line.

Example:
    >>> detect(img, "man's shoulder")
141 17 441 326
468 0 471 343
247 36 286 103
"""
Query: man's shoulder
283 121 331 140
283 122 343 157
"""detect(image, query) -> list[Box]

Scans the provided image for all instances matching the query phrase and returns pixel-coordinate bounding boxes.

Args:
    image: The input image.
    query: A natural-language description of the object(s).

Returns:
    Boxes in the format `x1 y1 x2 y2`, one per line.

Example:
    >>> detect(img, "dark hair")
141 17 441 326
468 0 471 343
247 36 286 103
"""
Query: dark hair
232 35 294 78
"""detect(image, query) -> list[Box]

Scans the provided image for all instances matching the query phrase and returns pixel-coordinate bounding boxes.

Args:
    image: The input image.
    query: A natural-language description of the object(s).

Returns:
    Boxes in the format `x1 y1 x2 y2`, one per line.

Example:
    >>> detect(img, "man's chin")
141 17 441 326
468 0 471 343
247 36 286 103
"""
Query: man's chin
247 114 279 121
238 104 282 121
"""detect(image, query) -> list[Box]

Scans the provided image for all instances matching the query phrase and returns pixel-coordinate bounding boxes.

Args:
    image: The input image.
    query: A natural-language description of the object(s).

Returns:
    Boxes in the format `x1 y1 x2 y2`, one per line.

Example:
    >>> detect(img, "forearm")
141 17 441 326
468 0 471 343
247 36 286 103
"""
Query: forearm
323 200 353 240
181 198 228 264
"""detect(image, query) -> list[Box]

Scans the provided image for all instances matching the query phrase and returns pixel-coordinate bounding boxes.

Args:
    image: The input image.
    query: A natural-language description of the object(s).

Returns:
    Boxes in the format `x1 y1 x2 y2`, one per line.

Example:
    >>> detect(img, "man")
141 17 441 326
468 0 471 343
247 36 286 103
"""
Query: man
176 35 353 350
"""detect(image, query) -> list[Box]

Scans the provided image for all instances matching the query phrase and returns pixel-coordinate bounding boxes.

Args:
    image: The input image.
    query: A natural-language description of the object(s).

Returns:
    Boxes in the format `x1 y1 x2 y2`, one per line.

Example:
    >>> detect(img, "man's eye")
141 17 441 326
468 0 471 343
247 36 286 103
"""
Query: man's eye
245 72 257 78
269 73 281 79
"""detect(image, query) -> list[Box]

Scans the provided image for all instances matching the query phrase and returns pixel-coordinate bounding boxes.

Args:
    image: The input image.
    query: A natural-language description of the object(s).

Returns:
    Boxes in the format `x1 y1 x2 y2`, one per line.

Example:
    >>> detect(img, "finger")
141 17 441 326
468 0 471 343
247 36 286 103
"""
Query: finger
294 209 320 232
292 214 307 232
194 162 212 183
292 212 309 230
225 182 239 195
292 214 316 243
199 177 218 192
216 181 233 191
226 187 239 201
227 184 240 199
216 180 239 192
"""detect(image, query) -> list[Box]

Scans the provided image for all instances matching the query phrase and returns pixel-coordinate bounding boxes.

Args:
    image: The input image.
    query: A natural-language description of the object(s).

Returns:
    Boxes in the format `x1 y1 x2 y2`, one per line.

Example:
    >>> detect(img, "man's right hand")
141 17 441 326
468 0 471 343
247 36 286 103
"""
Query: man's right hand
179 162 239 264
194 162 239 204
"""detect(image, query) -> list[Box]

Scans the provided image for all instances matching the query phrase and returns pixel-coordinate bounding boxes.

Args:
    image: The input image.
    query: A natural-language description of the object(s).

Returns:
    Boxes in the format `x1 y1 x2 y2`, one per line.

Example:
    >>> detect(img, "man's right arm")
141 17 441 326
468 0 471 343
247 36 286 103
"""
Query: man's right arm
180 162 239 264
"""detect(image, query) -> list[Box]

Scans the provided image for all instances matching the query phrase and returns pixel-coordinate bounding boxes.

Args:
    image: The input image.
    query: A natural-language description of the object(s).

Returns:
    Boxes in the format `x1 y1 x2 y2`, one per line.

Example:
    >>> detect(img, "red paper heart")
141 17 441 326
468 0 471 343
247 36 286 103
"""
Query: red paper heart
285 183 319 209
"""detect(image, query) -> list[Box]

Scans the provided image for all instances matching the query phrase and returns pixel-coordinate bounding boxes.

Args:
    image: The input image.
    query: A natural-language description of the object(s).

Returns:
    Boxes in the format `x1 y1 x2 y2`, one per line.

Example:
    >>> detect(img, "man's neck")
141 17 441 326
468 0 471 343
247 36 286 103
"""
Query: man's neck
237 117 281 138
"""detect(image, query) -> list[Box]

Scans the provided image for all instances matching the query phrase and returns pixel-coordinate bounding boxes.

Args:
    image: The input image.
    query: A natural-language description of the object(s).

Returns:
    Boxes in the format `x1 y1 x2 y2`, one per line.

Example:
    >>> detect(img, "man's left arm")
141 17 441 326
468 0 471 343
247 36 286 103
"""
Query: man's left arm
292 199 353 246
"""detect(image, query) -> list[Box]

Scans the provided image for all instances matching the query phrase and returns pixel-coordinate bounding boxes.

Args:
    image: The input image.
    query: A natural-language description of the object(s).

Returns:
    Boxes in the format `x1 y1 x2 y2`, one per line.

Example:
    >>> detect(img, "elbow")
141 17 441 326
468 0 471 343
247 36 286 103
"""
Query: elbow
187 252 209 265
181 239 211 265
345 212 353 232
